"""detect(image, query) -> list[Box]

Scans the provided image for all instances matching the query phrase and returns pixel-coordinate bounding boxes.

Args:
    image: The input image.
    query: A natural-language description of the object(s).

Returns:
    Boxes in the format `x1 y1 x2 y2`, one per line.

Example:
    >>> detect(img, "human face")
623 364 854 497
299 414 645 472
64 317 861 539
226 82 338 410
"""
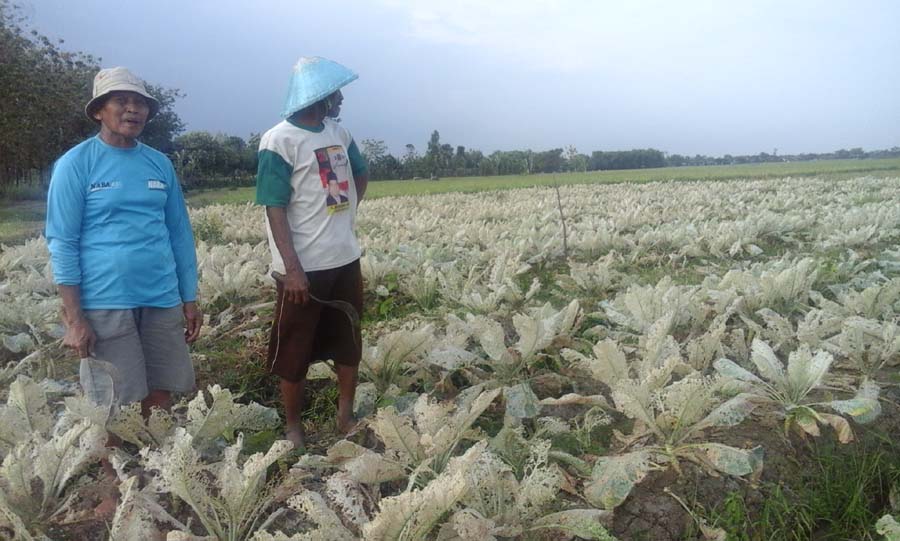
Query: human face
328 179 341 198
326 90 343 118
94 91 150 147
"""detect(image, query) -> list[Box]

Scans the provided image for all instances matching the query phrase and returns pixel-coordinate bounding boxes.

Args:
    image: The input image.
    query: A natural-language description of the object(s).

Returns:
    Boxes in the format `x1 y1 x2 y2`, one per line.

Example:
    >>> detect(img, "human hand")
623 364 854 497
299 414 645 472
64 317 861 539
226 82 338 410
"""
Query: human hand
183 301 202 343
283 269 310 305
63 315 96 358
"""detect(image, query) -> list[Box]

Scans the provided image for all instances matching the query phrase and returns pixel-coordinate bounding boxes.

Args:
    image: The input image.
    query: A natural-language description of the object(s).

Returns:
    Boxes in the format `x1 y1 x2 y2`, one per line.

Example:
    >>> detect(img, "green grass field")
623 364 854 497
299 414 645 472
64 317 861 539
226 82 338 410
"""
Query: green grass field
2 158 899 243
183 157 900 206
0 201 46 245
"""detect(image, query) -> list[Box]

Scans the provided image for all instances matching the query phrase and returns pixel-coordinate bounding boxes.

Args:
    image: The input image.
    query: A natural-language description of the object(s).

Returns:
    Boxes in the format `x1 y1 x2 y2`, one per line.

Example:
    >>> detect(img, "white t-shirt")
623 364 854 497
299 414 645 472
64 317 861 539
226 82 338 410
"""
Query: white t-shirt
256 118 367 273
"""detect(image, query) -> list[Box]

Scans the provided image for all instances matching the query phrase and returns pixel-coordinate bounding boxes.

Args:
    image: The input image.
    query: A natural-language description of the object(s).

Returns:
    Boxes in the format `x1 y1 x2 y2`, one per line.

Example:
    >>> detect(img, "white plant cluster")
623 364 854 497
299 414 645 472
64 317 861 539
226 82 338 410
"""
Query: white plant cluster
1 175 899 539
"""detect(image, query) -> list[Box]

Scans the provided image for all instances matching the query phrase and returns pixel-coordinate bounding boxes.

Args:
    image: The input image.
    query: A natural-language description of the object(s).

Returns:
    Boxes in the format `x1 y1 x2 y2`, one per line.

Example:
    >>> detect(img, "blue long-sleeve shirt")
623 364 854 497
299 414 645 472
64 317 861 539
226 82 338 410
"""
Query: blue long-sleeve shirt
46 136 198 309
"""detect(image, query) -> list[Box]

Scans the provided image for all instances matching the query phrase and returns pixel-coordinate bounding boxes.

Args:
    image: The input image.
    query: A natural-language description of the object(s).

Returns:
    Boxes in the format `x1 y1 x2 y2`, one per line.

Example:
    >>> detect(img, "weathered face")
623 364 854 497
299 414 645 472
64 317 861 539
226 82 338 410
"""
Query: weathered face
93 91 150 141
326 90 343 118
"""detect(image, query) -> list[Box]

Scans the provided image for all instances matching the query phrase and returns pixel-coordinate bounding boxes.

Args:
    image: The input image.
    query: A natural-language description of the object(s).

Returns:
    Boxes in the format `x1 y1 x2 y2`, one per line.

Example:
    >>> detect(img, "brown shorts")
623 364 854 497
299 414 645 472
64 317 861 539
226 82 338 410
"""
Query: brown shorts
267 259 363 382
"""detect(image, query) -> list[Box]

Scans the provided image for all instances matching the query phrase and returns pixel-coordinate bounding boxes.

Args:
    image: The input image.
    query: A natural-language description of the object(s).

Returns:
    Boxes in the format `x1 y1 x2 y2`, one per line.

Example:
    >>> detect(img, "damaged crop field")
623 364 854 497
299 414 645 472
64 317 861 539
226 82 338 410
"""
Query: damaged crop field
2 174 900 540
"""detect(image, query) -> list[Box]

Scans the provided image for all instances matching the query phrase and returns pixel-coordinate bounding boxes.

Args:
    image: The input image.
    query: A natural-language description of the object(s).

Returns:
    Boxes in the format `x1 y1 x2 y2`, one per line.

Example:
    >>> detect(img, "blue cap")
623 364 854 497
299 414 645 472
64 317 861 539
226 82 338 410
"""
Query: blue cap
281 56 358 118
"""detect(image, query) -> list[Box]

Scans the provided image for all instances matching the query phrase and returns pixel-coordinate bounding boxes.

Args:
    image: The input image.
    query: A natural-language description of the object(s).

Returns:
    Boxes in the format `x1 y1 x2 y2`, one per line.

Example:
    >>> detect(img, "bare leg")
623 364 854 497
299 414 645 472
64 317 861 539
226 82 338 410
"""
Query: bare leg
335 364 359 434
280 378 306 448
141 389 173 417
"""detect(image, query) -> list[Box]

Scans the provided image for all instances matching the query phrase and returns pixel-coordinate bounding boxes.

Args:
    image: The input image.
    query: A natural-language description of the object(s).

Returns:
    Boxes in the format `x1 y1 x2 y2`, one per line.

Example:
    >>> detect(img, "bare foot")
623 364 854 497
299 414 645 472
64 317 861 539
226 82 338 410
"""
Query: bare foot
94 490 119 520
336 415 361 436
285 424 306 450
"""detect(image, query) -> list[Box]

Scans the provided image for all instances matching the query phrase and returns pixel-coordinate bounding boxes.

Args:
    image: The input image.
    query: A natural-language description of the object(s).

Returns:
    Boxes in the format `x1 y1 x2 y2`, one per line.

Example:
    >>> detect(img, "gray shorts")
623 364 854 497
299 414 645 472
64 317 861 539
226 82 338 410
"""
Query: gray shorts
82 306 195 405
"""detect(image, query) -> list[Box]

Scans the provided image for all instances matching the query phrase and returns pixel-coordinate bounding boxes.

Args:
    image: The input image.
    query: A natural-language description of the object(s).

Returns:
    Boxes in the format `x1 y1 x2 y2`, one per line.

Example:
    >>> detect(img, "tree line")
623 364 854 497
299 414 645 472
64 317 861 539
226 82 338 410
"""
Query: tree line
0 1 185 191
359 132 900 181
2 0 898 195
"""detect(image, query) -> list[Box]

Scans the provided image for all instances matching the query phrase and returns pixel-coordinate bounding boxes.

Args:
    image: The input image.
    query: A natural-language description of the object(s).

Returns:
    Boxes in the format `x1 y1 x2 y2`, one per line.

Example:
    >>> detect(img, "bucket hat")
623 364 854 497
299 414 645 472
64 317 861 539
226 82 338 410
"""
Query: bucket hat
85 67 160 122
281 56 358 118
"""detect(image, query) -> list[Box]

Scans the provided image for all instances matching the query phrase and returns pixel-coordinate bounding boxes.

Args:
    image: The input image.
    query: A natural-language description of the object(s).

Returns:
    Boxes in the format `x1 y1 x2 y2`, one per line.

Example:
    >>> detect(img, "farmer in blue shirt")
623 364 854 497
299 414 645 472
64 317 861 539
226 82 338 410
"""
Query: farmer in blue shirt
46 67 201 415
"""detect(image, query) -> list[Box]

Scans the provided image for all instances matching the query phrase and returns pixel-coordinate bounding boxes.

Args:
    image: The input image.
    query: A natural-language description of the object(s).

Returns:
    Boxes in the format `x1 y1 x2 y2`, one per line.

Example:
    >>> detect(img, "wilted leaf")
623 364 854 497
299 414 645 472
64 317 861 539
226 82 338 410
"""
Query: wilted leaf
750 339 785 383
1 333 34 354
792 408 821 438
785 346 832 395
695 444 763 476
371 406 424 463
530 509 613 539
322 440 408 483
584 450 654 509
818 413 854 444
574 339 629 387
504 383 541 419
353 382 378 419
442 508 498 541
540 393 609 408
826 380 882 424
696 393 756 430
876 514 900 541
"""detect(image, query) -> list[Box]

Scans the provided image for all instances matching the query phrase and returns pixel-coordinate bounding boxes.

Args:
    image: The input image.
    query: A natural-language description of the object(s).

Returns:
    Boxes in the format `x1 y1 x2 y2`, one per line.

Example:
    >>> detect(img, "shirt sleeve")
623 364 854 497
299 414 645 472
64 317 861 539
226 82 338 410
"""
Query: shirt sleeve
348 139 368 178
164 165 199 303
256 149 293 206
45 154 85 286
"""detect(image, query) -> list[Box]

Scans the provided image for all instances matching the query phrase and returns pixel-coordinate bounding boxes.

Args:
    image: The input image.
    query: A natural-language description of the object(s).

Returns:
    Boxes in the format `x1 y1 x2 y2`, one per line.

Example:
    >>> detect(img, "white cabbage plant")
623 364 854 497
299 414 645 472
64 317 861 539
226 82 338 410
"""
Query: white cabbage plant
564 339 761 509
714 338 882 443
107 385 279 452
448 301 581 419
0 377 106 538
355 323 436 416
438 441 615 540
298 388 501 489
877 514 900 541
141 429 298 541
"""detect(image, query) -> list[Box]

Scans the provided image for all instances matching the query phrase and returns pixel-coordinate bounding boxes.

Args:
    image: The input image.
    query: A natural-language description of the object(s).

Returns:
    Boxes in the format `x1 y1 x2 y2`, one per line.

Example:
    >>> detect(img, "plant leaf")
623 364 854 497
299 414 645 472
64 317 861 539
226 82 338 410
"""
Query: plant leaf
786 346 832 396
696 393 756 430
540 393 610 408
503 383 541 419
694 444 763 476
529 509 614 539
584 450 654 509
713 358 763 385
818 413 854 444
826 380 882 424
750 339 785 384
371 406 425 464
876 514 900 541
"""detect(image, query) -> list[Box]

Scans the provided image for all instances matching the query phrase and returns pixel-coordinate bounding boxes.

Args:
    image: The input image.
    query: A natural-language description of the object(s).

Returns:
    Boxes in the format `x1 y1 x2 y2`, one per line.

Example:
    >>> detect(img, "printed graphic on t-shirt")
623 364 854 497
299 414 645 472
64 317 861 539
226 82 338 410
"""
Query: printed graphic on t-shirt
89 180 122 192
315 145 351 215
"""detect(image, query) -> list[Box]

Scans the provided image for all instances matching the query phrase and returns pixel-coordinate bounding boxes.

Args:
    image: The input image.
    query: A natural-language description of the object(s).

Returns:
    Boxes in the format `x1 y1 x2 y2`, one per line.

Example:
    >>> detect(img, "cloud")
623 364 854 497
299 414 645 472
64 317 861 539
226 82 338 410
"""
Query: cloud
379 0 619 72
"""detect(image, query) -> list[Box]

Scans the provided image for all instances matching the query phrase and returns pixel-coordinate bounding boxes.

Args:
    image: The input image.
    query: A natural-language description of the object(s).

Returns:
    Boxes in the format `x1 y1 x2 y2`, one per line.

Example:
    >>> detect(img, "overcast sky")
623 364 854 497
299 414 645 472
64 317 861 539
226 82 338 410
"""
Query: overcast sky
23 0 900 156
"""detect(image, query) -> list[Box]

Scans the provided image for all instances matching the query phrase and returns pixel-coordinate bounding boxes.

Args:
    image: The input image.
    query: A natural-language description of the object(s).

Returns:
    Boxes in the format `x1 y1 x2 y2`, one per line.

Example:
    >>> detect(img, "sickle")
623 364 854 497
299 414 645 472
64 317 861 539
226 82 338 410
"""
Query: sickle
270 271 360 347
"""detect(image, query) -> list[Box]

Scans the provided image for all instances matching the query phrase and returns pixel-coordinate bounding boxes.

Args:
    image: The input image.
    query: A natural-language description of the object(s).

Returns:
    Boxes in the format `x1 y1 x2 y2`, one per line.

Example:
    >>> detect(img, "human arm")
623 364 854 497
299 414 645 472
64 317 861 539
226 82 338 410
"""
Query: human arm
353 172 368 204
348 139 368 204
265 206 310 305
164 169 202 342
46 154 95 356
182 301 201 343
256 142 310 305
58 285 96 357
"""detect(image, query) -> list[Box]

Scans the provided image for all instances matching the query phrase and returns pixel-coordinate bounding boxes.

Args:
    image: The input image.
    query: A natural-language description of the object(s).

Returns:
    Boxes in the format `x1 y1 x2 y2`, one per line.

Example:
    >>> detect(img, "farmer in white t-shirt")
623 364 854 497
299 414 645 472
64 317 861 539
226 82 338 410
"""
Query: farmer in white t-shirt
255 57 369 449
